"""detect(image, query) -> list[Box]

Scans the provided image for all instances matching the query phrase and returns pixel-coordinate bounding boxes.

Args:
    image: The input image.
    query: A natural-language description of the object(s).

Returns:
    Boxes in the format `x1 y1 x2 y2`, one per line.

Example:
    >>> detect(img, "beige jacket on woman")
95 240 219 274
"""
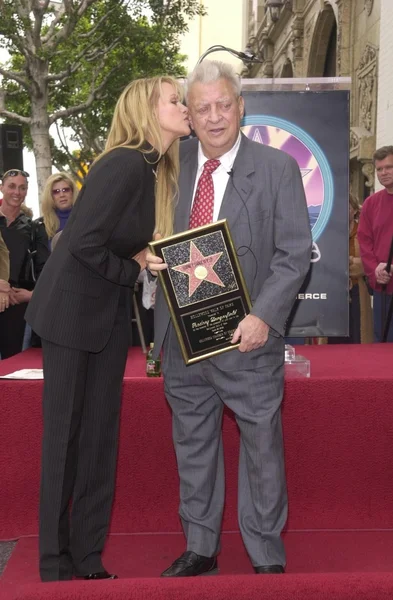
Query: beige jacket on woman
0 232 10 281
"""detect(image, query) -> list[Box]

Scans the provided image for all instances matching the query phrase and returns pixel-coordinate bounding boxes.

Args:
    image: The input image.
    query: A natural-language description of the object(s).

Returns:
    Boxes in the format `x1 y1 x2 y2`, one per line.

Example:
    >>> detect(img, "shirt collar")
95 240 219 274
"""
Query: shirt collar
197 133 241 173
0 210 26 227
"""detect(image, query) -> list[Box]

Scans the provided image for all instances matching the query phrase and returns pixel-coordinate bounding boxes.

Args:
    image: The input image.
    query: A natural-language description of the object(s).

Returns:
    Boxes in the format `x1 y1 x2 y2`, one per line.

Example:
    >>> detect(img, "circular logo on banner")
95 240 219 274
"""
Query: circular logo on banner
241 116 333 242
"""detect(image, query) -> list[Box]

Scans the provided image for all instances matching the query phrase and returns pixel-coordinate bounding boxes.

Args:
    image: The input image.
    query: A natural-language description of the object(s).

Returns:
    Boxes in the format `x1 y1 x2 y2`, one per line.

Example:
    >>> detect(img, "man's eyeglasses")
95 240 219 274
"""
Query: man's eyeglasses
52 187 72 195
1 169 30 180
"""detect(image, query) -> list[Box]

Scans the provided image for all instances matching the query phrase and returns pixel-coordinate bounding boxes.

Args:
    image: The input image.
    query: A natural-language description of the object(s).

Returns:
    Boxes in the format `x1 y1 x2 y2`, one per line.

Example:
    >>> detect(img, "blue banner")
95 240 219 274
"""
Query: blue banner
242 90 350 336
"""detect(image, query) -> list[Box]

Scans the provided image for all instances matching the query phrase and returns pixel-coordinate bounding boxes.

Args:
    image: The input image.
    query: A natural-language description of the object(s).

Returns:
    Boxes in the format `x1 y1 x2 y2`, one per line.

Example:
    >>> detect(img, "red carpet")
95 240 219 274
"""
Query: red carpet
3 532 393 599
1 344 393 598
5 573 393 600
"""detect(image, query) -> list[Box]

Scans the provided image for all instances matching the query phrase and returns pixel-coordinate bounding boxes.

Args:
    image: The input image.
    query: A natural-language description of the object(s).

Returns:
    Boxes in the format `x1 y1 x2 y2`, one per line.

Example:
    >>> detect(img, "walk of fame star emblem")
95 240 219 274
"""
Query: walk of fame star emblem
172 241 225 297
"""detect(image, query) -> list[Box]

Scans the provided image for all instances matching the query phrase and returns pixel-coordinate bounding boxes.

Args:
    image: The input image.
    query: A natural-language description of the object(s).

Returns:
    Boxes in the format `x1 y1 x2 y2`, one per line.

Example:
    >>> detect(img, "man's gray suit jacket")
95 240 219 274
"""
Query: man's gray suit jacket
154 133 312 369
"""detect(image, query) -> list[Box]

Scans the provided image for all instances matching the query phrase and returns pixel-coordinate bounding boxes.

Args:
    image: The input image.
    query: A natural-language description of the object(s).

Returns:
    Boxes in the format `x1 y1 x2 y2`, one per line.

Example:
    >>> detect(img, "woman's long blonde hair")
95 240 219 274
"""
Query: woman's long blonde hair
94 75 182 238
41 173 78 239
349 192 361 222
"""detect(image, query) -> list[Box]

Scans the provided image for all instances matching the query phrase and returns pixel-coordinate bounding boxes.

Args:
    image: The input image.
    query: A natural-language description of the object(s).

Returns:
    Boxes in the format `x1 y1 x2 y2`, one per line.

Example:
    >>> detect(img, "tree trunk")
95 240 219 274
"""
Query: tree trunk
30 106 52 209
29 58 52 209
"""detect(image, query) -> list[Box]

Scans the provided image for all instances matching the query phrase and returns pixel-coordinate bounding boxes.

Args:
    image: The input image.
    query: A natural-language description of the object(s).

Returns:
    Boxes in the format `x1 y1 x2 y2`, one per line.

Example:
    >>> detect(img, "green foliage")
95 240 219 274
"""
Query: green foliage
0 0 205 178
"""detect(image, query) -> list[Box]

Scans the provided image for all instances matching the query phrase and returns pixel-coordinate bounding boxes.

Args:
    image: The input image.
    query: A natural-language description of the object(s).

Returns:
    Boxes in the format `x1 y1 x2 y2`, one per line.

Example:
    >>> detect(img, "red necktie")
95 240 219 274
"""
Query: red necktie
189 159 221 229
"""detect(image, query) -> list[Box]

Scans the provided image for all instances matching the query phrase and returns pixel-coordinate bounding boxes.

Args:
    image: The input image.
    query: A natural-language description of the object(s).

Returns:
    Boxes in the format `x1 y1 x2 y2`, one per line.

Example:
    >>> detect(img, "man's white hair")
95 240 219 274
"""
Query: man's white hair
185 60 241 101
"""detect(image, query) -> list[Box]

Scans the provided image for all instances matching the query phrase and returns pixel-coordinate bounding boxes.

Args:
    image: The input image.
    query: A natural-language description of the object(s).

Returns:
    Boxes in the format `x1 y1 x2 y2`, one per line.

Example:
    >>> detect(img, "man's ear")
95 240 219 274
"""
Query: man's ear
188 113 195 131
239 96 245 119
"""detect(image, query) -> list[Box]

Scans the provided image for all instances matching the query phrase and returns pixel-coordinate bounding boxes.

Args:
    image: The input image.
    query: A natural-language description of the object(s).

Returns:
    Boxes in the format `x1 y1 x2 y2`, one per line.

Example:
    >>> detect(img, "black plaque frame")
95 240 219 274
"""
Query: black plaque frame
149 220 251 365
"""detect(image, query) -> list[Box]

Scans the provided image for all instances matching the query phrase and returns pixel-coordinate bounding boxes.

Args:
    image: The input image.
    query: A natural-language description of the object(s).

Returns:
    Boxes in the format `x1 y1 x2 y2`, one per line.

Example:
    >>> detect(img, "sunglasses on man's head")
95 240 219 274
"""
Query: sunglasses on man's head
2 169 30 180
52 187 72 195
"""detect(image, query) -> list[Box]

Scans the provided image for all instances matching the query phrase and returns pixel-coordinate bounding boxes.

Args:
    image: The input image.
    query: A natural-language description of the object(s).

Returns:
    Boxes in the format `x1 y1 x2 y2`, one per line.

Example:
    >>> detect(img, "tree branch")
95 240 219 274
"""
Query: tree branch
46 65 79 85
43 0 100 53
32 0 50 46
46 32 106 80
14 0 36 53
0 106 31 125
2 30 25 56
76 0 124 17
78 3 119 38
54 158 84 185
84 38 121 62
54 121 89 184
45 33 120 84
34 0 50 8
74 116 105 155
49 71 111 124
55 120 77 163
152 0 172 27
41 2 67 45
2 88 25 97
0 67 30 91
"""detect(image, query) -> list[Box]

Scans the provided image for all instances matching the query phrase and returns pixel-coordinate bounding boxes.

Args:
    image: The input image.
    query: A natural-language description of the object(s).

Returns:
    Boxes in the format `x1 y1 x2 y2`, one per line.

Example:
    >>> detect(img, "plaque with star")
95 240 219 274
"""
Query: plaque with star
149 220 251 365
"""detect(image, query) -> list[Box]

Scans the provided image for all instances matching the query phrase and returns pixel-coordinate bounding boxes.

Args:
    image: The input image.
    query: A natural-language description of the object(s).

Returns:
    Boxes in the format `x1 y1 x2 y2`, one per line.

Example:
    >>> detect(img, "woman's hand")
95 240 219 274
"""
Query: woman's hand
146 233 167 276
0 279 10 293
132 248 148 271
0 280 10 312
146 251 167 276
349 256 364 278
0 291 9 312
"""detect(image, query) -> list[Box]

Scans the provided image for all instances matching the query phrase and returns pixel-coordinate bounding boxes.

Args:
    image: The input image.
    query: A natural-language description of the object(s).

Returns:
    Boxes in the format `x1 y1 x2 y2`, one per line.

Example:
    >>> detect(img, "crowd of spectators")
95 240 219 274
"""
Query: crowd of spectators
1 145 392 359
0 170 76 358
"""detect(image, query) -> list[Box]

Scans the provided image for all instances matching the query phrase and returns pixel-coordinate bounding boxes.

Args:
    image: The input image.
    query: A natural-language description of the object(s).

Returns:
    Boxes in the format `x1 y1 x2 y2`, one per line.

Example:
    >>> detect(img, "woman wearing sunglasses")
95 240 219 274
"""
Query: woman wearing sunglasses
25 75 190 582
0 169 50 358
24 174 78 349
40 173 78 248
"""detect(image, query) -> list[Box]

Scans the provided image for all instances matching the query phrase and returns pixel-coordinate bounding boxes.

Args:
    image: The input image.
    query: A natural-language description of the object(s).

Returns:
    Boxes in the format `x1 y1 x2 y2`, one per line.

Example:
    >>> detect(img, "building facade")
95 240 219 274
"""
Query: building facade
179 0 247 73
375 0 393 179
246 0 381 201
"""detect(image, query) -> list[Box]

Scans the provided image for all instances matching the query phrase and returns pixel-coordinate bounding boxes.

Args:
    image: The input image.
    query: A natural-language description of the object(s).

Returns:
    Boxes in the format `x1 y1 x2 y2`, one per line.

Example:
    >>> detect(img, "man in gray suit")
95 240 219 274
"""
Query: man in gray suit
147 60 312 576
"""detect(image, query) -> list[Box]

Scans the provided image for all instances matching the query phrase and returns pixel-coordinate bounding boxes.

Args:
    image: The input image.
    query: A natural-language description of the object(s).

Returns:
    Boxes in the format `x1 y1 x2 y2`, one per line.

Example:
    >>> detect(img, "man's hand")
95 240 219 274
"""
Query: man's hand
146 233 168 276
231 314 270 352
10 288 33 305
9 289 18 305
375 262 392 285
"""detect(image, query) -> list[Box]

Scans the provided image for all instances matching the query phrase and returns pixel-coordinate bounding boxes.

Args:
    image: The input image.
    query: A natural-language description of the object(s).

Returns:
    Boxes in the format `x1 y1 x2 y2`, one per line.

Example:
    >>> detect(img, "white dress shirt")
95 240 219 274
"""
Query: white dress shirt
191 133 242 221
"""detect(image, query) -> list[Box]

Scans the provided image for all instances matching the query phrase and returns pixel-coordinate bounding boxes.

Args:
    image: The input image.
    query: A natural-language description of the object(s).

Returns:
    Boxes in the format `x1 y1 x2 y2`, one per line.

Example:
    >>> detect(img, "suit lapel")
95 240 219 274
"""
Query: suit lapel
175 141 199 233
176 134 255 233
218 134 255 230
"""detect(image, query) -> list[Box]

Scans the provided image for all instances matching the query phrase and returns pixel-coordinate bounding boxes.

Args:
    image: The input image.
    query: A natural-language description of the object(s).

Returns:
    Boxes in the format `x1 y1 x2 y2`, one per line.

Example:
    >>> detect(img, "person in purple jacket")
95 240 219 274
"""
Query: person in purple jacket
39 173 78 248
24 173 78 348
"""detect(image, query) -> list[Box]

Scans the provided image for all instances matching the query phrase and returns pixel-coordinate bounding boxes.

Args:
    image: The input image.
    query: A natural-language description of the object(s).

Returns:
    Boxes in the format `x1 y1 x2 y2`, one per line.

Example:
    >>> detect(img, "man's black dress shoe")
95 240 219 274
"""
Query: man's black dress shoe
161 551 218 577
254 564 285 574
83 571 118 580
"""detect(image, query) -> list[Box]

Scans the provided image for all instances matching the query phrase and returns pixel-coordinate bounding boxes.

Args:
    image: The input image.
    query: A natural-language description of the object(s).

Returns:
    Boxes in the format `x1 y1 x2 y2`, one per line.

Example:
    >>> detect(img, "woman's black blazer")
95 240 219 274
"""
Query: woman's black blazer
26 147 156 352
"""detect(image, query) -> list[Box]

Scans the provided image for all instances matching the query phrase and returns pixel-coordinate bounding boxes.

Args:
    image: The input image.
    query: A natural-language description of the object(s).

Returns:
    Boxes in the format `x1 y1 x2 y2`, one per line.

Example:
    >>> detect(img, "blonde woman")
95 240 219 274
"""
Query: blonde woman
348 193 373 343
40 173 77 246
26 76 190 582
329 193 373 344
